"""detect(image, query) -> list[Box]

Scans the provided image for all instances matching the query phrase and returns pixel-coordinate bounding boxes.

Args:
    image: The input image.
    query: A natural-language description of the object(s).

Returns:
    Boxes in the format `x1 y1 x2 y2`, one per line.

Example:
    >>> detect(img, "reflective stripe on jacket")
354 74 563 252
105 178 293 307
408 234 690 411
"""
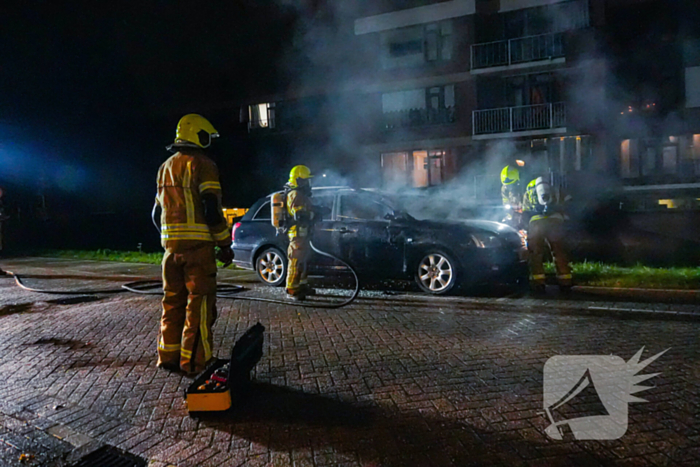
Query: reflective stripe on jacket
501 184 522 209
156 151 231 251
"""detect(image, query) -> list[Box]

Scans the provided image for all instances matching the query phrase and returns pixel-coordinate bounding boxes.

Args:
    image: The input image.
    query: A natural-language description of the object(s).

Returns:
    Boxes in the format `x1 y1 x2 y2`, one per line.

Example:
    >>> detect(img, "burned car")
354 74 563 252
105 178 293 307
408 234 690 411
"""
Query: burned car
232 187 527 295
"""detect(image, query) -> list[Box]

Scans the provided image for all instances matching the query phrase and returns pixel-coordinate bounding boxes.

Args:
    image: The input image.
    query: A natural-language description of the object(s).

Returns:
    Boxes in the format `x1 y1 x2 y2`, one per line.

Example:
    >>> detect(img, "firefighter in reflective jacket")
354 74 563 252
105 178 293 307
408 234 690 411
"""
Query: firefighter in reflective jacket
153 114 234 375
501 165 524 230
522 176 572 294
285 165 315 300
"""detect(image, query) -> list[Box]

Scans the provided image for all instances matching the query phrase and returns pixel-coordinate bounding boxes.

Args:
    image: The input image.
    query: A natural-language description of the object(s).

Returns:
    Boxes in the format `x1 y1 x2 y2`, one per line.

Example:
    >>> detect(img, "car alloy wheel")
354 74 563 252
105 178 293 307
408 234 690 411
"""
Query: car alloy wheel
256 247 286 287
416 252 457 294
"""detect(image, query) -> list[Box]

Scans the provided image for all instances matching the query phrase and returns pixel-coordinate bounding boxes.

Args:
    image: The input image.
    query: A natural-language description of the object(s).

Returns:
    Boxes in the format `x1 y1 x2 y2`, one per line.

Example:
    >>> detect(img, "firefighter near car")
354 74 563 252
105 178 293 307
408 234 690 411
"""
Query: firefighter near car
152 114 234 375
500 165 525 231
522 176 572 294
279 165 317 300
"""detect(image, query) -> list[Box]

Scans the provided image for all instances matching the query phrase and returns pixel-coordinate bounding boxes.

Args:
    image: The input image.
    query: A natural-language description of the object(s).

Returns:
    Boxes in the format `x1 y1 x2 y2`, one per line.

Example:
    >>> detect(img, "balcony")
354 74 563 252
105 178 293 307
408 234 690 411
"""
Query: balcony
383 107 456 130
472 102 566 135
471 32 565 70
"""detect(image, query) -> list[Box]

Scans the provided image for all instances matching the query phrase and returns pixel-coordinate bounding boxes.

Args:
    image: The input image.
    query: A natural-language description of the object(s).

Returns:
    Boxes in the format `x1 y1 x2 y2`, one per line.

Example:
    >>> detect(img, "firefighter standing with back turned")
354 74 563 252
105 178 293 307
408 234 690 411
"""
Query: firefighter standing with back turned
522 176 572 295
153 114 234 375
285 165 316 301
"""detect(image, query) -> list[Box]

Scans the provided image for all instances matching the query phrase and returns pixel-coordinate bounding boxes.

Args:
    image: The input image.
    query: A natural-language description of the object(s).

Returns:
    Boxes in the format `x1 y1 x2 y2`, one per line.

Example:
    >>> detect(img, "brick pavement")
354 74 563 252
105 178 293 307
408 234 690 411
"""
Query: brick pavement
0 258 698 466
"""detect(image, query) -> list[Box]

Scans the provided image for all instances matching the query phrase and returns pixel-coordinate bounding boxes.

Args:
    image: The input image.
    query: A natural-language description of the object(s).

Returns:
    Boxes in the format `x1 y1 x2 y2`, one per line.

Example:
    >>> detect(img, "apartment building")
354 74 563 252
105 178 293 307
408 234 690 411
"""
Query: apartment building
350 0 606 200
241 0 700 210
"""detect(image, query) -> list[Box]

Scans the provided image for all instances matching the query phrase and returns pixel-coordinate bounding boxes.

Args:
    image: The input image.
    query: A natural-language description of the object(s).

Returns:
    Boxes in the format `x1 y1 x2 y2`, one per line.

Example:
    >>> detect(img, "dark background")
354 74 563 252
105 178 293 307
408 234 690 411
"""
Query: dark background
0 2 306 251
1 1 698 254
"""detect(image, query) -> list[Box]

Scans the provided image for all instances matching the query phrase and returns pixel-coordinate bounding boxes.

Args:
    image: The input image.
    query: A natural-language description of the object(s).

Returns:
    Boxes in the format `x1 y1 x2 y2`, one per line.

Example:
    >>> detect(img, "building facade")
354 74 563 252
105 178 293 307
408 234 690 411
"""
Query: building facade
240 0 700 215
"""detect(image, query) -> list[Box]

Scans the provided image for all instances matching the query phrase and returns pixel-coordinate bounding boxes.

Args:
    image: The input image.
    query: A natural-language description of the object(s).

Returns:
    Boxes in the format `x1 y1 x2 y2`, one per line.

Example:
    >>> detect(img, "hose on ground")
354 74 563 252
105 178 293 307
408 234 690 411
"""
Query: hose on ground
5 241 360 309
122 241 360 308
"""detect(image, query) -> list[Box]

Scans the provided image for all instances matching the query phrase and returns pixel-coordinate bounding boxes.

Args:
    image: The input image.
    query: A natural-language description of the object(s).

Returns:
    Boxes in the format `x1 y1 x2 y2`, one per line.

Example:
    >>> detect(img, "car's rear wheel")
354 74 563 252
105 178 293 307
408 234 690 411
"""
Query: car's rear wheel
415 251 458 295
255 247 287 287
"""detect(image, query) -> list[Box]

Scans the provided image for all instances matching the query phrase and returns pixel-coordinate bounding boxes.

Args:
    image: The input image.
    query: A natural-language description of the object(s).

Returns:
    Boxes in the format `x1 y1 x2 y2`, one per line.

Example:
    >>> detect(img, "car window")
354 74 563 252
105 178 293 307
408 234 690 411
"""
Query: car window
338 193 393 221
252 201 271 220
312 195 334 220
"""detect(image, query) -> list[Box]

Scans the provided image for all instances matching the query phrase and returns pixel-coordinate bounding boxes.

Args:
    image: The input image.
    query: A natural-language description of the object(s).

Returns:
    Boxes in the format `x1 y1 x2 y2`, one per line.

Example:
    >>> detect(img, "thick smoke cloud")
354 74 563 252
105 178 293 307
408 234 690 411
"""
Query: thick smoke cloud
269 1 688 222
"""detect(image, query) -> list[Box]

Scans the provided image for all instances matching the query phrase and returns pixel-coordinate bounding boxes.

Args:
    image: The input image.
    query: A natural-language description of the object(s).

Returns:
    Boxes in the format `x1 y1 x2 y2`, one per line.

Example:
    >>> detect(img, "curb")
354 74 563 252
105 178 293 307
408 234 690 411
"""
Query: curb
573 285 700 301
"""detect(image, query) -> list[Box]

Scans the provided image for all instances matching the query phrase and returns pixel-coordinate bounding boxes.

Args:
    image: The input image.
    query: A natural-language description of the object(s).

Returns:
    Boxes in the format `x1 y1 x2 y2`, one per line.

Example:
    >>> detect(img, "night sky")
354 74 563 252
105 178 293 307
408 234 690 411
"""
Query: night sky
1 2 301 216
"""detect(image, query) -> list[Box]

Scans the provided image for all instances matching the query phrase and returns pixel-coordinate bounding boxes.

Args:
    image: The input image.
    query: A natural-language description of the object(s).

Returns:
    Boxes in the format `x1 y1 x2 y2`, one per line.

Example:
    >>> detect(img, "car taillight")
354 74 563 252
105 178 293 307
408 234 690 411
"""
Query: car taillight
231 222 241 242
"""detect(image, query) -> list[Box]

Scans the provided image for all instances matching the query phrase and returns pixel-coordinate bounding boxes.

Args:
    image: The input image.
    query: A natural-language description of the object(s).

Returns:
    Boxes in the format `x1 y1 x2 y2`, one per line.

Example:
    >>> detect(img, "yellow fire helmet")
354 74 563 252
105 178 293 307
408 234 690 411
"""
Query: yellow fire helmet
169 114 219 150
288 165 313 187
500 165 520 185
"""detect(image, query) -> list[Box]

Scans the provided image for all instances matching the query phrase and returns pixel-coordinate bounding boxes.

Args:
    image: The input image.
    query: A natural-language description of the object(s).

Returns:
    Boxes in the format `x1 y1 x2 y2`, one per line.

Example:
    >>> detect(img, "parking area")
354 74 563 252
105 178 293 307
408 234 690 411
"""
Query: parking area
0 258 698 466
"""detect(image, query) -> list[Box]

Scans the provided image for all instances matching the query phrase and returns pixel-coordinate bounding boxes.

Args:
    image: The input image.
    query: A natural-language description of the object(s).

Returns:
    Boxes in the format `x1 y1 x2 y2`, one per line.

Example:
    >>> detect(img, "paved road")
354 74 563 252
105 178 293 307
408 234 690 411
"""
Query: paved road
0 258 698 466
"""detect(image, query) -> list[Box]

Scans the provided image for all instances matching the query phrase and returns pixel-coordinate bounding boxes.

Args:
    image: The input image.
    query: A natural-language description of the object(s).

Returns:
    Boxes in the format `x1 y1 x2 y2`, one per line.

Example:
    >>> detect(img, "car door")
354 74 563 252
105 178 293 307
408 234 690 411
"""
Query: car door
332 192 403 276
307 194 336 270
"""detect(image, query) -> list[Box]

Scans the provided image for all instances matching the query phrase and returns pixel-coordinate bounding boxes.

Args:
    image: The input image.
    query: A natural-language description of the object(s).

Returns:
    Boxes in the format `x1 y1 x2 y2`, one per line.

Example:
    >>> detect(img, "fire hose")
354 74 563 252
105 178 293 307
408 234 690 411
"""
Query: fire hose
6 241 360 309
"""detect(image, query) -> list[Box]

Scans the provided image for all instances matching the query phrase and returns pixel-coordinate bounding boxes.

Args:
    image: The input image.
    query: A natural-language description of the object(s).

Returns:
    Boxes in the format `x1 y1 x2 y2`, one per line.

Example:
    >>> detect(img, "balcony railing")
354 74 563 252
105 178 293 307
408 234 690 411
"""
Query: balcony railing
471 32 565 70
472 102 566 135
383 107 456 129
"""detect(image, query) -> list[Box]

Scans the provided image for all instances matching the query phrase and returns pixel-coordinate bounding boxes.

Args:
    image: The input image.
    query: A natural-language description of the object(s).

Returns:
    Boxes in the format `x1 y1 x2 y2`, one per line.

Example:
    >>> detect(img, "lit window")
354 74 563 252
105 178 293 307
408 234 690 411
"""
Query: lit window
248 103 275 130
621 139 639 178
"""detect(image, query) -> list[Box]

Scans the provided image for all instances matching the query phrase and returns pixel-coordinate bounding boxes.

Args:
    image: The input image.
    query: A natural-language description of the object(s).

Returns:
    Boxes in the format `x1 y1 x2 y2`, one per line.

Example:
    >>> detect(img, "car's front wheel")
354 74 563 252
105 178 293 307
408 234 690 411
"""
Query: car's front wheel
255 247 287 287
414 251 459 295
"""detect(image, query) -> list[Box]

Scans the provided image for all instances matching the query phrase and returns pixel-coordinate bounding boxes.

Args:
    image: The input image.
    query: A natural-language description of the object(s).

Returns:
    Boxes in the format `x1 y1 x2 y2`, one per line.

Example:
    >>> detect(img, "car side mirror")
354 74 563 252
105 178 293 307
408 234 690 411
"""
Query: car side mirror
317 206 331 219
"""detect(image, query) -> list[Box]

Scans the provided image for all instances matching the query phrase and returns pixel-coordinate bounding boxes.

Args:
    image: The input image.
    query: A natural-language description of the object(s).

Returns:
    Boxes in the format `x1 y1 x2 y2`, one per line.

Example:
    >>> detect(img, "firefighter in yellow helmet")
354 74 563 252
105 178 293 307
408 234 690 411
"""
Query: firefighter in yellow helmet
522 176 572 295
152 114 234 375
285 165 316 300
500 165 525 230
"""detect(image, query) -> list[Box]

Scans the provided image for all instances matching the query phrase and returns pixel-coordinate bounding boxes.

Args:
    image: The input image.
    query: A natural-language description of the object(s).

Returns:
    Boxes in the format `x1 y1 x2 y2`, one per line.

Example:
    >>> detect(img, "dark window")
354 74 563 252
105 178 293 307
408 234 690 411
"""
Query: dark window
312 195 334 219
338 194 393 221
389 40 422 57
425 21 452 62
253 201 271 220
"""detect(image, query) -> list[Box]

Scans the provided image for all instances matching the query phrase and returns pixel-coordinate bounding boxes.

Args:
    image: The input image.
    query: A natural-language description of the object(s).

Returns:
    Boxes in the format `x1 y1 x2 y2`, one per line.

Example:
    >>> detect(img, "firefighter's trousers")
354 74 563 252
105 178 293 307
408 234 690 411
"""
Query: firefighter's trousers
158 244 217 374
528 217 572 287
286 236 309 294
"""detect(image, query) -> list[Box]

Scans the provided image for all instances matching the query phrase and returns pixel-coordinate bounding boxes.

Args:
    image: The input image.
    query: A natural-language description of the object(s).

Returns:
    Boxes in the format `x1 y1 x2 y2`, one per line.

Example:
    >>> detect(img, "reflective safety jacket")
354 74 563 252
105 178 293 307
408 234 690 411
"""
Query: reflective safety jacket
156 151 231 251
522 179 569 223
501 183 522 210
286 188 314 239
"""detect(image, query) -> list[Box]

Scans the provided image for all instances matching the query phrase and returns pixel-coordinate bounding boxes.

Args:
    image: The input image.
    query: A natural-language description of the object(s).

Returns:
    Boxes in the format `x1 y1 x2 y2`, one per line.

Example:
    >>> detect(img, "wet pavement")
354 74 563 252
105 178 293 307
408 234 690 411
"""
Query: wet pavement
0 257 698 466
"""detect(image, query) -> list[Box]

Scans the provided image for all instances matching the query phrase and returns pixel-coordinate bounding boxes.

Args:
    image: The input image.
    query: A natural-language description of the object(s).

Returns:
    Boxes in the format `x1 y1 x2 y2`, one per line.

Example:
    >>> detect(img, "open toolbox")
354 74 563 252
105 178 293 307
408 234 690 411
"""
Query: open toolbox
185 322 265 413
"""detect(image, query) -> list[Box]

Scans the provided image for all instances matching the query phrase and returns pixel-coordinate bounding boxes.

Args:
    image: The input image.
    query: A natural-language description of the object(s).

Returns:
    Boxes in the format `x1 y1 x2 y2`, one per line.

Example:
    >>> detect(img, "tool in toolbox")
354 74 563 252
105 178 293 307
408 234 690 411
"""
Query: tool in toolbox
185 322 265 413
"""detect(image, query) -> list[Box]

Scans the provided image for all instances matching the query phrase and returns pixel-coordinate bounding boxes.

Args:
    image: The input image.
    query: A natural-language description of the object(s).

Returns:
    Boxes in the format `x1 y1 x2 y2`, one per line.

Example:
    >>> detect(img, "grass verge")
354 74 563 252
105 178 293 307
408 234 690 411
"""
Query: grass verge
27 250 700 289
40 249 163 265
37 249 237 269
545 261 700 289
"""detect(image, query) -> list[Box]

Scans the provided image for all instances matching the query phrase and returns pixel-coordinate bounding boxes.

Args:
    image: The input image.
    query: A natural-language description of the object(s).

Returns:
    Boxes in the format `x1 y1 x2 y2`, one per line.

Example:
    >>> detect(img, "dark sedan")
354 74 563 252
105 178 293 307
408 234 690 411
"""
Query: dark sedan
232 187 527 294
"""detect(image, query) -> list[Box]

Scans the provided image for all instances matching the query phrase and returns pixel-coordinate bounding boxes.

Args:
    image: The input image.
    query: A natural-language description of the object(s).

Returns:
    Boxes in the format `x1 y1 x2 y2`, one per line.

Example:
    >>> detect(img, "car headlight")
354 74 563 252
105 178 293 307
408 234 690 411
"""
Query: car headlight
471 232 502 248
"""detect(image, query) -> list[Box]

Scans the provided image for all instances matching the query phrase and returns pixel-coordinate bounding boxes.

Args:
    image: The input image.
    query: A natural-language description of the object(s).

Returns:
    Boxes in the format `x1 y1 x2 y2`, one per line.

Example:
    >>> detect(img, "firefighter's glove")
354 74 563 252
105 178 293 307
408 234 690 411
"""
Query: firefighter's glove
216 246 235 268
